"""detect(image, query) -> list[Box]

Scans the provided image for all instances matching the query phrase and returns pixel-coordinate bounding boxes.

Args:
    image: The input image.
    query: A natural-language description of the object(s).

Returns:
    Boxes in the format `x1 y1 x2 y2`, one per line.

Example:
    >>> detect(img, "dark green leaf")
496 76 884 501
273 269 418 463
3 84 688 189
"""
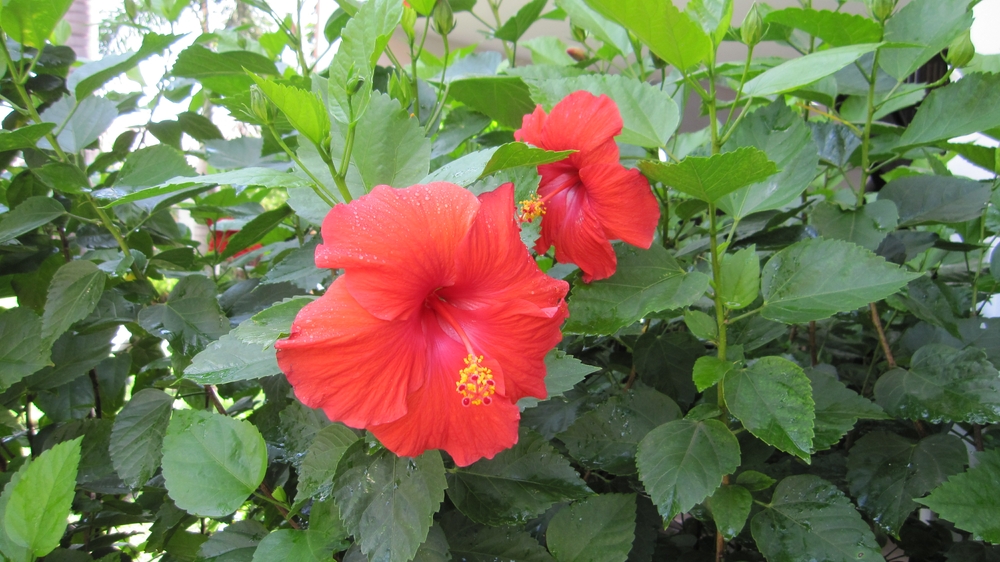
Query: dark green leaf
447 429 592 526
333 443 446 562
110 168 308 208
249 74 330 148
0 0 73 48
0 307 50 391
637 419 740 520
41 260 107 344
684 309 718 341
847 432 968 537
878 175 990 226
743 44 880 97
345 92 431 194
874 344 1000 424
584 0 711 70
177 111 224 142
199 520 268 561
69 33 181 100
25 328 113 391
171 45 279 96
725 356 815 461
899 72 1000 147
560 383 680 475
641 147 776 203
478 142 574 179
161 409 267 517
0 123 57 152
138 275 230 356
524 73 680 148
634 330 702 407
807 367 886 452
917 448 1000 543
494 0 547 42
763 8 881 47
296 424 358 501
880 0 975 81
262 240 331 291
184 331 280 384
221 205 292 259
736 471 776 492
441 511 555 562
519 349 601 409
718 246 760 310
0 196 66 244
708 485 752 540
547 494 636 562
2 437 81 558
252 529 345 562
752 475 884 562
693 356 733 392
448 76 536 129
38 95 119 153
110 388 174 489
232 297 314 347
811 200 898 251
760 238 920 324
412 524 450 562
565 244 711 335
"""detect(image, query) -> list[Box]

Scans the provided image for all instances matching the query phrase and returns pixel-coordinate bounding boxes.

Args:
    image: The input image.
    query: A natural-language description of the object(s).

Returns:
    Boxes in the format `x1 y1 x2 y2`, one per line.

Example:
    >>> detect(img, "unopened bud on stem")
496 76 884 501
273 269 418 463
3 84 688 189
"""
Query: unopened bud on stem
946 29 975 69
741 3 763 47
865 0 896 22
433 0 456 36
402 6 418 44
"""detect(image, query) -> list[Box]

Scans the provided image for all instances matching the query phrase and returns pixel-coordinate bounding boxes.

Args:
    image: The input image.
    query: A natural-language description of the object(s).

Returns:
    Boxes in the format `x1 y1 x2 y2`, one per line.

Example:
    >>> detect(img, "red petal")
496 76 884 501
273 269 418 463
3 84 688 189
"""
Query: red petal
540 92 622 153
515 105 548 147
275 278 427 428
315 183 479 321
580 163 659 249
369 322 520 467
542 186 617 282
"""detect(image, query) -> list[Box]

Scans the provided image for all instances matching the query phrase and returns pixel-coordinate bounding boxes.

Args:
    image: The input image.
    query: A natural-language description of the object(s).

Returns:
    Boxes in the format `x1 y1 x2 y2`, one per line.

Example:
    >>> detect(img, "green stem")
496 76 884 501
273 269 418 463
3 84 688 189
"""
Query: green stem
425 33 451 134
268 124 339 207
722 45 755 135
488 0 516 65
857 29 884 206
727 307 761 324
333 97 357 202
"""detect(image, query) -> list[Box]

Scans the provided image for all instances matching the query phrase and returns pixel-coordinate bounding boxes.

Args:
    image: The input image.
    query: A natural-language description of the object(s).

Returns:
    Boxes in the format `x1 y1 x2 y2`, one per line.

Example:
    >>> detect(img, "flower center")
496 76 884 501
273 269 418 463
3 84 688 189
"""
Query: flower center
518 173 579 223
427 296 496 407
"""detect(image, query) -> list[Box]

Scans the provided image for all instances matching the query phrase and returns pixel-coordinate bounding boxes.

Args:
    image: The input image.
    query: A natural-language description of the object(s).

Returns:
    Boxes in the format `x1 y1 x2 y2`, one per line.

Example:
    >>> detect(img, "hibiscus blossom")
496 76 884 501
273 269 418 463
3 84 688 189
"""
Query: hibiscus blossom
205 217 262 257
515 91 660 282
274 182 569 466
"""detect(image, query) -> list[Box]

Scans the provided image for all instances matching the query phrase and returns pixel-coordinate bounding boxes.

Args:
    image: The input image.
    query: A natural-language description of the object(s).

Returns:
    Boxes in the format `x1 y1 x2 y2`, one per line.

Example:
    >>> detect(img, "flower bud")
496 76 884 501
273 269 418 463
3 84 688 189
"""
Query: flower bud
650 51 666 69
124 0 137 20
389 71 412 108
432 0 456 36
250 85 272 123
571 25 588 43
566 46 586 62
402 6 418 44
346 75 365 96
865 0 896 22
741 3 763 47
946 29 975 68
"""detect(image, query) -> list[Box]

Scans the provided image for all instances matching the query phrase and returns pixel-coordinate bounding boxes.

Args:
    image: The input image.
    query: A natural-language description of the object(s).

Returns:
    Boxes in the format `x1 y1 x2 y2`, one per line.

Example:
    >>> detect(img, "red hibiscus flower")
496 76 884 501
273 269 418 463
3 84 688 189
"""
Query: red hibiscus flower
515 91 660 282
274 182 569 466
206 218 262 257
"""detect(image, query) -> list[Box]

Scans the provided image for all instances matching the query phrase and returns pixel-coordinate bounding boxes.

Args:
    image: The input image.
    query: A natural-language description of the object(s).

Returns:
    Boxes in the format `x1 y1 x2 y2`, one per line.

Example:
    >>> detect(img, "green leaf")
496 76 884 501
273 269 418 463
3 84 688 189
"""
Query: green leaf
585 0 711 70
171 45 279 96
899 73 1000 147
220 205 292 259
110 388 174 489
874 344 1000 424
100 145 199 200
760 238 920 324
0 462 32 562
716 102 819 219
106 168 308 208
743 43 881 97
423 147 500 186
249 75 330 148
0 196 66 244
253 529 345 562
478 142 574 179
692 356 733 392
0 308 50 391
333 443 446 562
3 437 82 558
262 240 331 291
69 33 181 100
524 73 680 148
637 419 741 520
763 8 882 47
807 367 886 452
725 356 815 461
0 0 73 48
138 275 230 356
296 424 358 501
520 349 601 409
494 0 547 42
199 520 268 561
523 36 577 66
684 309 718 341
736 471 776 492
184 331 280 385
880 0 975 81
38 95 119 153
752 475 884 562
554 0 631 55
708 485 753 540
448 76 537 129
411 524 450 562
560 383 680 475
639 147 777 203
917 448 1000 543
811 200 898 251
565 244 711 335
847 432 968 537
41 260 107 344
447 428 592 526
232 297 314 347
441 512 555 562
878 175 990 226
718 246 760 310
344 92 431 194
686 0 733 46
547 494 636 562
161 409 267 517
0 123 57 152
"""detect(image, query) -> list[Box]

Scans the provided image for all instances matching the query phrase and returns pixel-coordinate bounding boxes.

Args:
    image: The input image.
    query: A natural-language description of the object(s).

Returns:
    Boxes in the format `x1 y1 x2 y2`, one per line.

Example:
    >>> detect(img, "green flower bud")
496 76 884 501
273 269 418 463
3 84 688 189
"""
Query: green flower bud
249 85 272 123
571 25 588 43
124 0 137 20
389 71 413 108
432 0 456 36
741 3 763 47
346 75 366 96
402 6 418 44
865 0 896 22
946 29 975 68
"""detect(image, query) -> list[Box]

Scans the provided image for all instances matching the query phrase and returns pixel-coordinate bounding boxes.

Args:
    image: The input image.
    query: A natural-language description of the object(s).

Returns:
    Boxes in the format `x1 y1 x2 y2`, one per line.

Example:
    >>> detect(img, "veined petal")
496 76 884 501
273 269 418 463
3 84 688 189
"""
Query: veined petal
315 183 480 321
275 278 427 428
580 163 659 249
540 91 622 153
369 322 520 467
542 187 617 282
514 105 548 147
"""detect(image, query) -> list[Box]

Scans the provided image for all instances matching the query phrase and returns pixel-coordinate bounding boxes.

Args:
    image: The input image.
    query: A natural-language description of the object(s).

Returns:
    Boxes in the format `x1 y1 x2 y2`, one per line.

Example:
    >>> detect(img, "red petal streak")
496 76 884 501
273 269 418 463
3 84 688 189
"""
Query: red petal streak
275 278 427 428
541 186 617 282
369 322 520 467
579 163 659 249
315 183 479 321
540 91 622 153
514 105 548 147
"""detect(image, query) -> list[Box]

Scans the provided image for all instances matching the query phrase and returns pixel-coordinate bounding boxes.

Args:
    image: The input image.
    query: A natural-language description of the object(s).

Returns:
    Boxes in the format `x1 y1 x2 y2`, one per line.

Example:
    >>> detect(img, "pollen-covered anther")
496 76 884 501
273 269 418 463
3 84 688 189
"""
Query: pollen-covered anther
518 194 546 223
456 354 497 406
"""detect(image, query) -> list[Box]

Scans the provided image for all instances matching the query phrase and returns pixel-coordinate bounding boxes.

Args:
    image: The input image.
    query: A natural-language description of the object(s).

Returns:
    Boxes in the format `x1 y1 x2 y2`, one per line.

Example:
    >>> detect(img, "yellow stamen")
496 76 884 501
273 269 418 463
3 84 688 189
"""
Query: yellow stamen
456 354 496 407
519 193 546 223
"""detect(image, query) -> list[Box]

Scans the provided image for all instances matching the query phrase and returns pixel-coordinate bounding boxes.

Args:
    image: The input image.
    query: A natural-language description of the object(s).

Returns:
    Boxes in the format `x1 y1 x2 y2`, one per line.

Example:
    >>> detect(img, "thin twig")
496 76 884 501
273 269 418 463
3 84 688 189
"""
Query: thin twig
973 424 984 452
89 369 102 418
869 302 896 369
206 385 227 415
258 483 301 529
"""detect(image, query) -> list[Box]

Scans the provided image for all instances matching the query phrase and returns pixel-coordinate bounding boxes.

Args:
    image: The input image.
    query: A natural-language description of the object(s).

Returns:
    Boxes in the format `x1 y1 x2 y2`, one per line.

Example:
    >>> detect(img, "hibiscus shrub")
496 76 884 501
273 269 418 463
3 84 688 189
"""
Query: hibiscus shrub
1 0 999 560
